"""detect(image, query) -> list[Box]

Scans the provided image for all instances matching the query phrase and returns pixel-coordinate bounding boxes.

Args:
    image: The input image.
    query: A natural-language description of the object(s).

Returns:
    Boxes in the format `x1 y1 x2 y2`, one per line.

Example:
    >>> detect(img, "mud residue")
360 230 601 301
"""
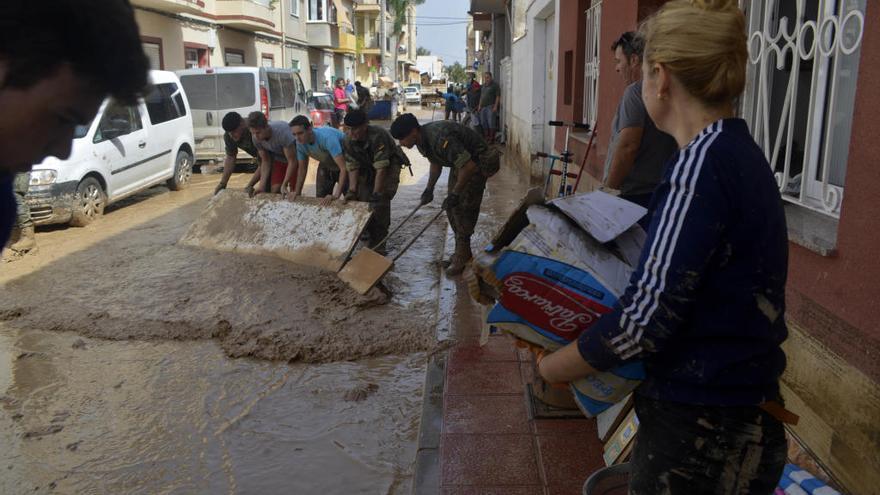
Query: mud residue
0 172 445 364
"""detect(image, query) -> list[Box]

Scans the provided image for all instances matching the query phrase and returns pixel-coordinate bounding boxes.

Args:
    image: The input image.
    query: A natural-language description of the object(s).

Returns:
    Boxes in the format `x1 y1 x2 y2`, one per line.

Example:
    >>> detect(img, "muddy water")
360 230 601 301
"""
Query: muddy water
0 114 532 493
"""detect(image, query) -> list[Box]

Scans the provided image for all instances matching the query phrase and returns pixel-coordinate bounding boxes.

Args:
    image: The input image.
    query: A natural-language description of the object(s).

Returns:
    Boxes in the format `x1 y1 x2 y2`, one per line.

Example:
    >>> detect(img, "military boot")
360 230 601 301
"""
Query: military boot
8 225 36 254
445 237 473 277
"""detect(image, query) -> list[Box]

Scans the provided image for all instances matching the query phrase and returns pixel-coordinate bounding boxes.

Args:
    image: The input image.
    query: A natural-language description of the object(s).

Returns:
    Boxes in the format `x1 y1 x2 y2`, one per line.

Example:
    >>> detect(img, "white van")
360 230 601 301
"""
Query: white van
176 67 307 162
26 70 195 227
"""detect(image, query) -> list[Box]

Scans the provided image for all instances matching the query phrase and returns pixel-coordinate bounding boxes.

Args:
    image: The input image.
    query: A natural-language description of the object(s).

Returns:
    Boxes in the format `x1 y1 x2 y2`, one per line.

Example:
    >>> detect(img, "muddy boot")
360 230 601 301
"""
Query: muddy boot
8 225 35 254
445 239 473 277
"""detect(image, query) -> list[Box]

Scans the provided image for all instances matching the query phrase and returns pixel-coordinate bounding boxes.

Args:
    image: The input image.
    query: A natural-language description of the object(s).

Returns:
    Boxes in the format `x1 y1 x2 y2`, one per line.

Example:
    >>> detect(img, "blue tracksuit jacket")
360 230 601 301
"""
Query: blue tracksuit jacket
579 118 789 406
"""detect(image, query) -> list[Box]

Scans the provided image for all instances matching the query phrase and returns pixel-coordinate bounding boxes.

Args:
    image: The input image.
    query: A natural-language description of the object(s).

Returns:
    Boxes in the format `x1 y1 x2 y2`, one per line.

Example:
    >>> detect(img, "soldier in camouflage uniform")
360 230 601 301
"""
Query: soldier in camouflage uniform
342 109 407 255
6 172 35 254
390 113 500 276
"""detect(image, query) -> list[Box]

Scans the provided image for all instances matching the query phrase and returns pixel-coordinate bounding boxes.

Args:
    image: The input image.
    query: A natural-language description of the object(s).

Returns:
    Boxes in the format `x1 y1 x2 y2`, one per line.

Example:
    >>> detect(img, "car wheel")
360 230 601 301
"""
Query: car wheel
70 177 106 227
167 149 193 191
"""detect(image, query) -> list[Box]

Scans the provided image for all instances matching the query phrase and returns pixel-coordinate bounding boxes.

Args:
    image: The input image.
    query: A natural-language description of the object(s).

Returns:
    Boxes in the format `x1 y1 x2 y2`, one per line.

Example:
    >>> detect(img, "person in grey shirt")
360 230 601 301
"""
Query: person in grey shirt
477 71 501 144
246 112 299 196
603 32 678 218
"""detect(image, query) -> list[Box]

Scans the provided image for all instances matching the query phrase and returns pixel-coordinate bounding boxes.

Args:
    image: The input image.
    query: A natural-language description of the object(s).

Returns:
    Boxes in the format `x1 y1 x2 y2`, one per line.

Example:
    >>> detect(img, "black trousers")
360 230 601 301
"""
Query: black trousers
629 394 787 495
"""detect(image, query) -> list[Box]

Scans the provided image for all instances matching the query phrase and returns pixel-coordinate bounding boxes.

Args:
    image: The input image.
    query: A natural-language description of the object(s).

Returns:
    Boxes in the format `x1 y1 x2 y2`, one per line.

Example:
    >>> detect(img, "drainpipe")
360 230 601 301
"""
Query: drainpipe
280 0 285 67
379 0 387 77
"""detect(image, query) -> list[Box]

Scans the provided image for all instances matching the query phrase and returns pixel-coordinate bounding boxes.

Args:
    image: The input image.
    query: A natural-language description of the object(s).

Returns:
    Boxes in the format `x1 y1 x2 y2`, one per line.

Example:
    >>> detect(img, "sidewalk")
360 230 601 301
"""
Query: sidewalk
413 155 608 495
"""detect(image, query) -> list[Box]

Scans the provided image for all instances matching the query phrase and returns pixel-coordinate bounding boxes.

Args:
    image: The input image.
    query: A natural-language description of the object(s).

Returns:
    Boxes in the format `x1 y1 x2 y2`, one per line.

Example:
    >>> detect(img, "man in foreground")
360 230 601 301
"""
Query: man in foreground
247 112 298 196
0 0 149 251
214 112 262 195
390 113 499 276
342 109 407 254
283 115 348 205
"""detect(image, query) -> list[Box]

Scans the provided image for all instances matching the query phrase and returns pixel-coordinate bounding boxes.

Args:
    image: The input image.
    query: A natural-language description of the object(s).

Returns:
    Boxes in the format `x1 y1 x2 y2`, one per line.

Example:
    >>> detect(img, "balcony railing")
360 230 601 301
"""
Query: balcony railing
130 0 205 15
214 0 278 31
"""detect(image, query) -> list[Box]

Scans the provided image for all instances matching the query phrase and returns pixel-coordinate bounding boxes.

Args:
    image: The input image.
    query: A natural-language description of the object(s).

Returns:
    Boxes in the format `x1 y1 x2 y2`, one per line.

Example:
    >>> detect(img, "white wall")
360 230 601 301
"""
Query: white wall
504 0 558 180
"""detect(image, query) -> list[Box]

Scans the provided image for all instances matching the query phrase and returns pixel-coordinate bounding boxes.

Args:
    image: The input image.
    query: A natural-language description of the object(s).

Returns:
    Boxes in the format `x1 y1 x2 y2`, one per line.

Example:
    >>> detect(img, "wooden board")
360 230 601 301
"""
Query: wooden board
597 394 634 443
337 248 394 294
179 191 372 273
603 408 639 466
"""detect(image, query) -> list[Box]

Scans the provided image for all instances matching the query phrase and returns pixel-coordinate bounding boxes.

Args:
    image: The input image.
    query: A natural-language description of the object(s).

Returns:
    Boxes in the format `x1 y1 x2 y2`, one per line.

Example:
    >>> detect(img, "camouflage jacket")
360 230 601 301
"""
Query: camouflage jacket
343 125 409 173
416 121 499 175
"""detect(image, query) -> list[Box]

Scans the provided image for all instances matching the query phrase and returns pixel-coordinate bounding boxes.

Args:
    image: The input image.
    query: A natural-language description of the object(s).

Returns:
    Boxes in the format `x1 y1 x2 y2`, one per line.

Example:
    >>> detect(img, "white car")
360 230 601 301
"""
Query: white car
26 70 195 227
404 86 422 105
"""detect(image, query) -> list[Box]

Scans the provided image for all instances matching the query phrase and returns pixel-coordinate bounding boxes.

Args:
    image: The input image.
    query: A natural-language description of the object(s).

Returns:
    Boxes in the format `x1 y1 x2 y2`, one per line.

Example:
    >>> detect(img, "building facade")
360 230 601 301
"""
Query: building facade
479 0 880 492
132 0 363 92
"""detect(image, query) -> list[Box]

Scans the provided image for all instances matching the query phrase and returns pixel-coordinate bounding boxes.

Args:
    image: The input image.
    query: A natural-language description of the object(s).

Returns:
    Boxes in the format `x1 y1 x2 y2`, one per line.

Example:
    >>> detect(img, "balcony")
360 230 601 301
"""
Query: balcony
214 0 278 32
333 32 357 55
354 0 381 13
306 21 339 49
131 0 205 14
470 0 505 14
472 13 492 31
357 34 381 56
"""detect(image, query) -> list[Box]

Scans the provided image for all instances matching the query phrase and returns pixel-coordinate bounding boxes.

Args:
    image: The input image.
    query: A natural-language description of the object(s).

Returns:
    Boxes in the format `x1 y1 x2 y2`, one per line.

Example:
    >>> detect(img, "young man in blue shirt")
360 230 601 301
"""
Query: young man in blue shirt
1 0 148 254
283 115 348 206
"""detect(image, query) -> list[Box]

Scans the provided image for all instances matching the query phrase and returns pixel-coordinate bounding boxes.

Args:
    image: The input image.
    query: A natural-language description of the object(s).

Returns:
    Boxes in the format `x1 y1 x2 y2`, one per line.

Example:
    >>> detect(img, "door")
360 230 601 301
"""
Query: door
543 13 557 153
142 81 189 183
92 100 149 198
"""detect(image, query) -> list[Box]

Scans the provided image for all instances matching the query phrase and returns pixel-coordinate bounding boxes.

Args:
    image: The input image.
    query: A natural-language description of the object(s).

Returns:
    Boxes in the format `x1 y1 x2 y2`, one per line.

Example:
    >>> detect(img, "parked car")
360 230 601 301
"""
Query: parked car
176 67 307 162
308 92 339 128
404 86 422 105
26 70 195 227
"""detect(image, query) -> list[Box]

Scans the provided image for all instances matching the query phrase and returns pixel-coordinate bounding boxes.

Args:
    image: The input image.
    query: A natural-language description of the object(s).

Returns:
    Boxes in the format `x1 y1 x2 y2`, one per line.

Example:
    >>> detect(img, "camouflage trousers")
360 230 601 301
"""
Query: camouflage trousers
353 164 401 249
447 166 487 242
13 173 31 228
316 162 342 198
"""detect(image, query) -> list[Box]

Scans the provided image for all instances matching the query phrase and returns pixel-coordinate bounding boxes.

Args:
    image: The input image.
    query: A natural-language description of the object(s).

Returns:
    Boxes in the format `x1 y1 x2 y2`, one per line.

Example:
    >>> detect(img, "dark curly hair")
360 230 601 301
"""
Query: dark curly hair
0 0 149 103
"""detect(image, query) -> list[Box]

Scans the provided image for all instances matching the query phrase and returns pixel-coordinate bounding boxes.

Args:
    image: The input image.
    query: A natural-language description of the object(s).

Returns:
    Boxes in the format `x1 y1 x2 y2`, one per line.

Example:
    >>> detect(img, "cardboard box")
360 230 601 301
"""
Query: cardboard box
484 191 648 417
603 408 639 466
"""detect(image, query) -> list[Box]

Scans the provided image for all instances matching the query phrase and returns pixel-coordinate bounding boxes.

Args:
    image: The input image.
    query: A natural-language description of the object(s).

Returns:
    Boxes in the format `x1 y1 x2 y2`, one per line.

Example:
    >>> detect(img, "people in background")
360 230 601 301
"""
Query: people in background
437 87 462 122
333 78 349 126
537 1 791 493
355 81 373 114
477 71 501 144
603 31 678 216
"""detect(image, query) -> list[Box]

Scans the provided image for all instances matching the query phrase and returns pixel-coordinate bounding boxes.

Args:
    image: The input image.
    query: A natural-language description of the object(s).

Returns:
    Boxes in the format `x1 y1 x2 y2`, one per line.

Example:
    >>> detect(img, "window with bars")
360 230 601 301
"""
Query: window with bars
582 2 601 128
740 0 865 218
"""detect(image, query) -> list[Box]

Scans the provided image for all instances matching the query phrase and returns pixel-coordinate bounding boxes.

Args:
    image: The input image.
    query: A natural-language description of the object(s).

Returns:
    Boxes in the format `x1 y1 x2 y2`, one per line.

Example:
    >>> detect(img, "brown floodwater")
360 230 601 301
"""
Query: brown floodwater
0 115 531 493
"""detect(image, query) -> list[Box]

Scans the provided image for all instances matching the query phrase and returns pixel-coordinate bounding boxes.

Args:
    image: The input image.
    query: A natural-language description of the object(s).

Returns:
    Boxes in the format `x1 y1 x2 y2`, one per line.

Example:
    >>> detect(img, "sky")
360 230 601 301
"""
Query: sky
414 0 470 66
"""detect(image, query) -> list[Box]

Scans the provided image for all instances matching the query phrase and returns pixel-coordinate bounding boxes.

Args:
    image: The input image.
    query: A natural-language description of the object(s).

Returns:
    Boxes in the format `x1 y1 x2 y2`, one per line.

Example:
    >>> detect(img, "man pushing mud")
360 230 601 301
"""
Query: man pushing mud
390 113 500 276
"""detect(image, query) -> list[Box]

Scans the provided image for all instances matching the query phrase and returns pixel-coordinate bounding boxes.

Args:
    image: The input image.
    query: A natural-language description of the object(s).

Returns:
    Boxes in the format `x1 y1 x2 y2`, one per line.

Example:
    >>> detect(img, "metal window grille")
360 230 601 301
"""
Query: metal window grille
583 1 601 128
740 0 865 217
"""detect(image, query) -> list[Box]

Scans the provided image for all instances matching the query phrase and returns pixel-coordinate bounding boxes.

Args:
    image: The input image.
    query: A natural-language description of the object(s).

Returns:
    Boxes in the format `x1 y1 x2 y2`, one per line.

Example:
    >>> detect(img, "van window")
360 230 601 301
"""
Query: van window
180 73 255 110
179 74 216 110
94 101 143 143
217 73 255 108
280 73 297 107
267 72 285 109
145 82 187 125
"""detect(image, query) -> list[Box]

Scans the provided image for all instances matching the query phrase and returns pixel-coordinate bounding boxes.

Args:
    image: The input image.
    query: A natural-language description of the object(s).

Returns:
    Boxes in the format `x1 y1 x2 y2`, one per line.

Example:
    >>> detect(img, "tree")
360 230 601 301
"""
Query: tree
387 0 426 36
416 47 431 56
447 62 468 85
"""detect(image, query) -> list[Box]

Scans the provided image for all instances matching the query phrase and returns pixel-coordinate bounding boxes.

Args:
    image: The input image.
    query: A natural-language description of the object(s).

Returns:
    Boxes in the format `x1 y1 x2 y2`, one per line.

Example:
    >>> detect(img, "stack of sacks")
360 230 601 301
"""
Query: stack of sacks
777 464 842 495
481 191 648 417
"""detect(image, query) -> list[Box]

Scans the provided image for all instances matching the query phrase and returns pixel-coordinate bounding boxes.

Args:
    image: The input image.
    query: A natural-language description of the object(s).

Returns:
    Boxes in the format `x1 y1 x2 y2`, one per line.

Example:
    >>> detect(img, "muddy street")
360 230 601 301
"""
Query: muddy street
0 145 449 493
0 110 530 493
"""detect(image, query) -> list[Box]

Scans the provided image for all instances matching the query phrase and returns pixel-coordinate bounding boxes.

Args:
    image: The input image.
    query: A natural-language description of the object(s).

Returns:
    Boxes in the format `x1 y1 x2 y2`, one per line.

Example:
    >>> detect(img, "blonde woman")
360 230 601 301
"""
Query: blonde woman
538 1 790 492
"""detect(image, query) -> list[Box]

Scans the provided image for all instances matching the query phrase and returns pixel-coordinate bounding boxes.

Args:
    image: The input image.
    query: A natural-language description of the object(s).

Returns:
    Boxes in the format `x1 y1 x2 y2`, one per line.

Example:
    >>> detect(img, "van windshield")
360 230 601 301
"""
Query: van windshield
180 73 256 110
